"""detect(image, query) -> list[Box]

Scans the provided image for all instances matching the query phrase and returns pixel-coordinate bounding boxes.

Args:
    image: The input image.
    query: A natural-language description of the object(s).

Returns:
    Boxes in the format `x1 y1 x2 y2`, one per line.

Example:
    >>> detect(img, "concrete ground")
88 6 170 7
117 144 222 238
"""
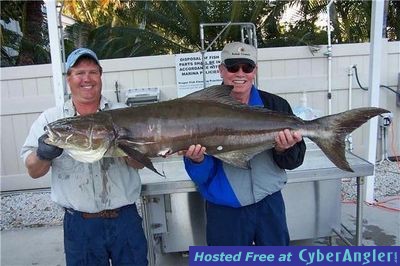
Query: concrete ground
340 200 399 246
1 201 398 266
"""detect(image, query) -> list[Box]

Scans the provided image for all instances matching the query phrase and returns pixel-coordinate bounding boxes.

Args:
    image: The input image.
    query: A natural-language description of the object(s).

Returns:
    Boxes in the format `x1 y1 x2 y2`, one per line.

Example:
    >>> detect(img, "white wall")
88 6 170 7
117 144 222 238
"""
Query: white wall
1 41 399 191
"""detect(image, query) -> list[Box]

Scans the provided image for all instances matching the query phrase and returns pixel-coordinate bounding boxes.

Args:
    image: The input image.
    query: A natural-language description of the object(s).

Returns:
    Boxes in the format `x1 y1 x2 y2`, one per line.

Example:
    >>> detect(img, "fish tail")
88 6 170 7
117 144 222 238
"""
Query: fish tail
307 107 389 172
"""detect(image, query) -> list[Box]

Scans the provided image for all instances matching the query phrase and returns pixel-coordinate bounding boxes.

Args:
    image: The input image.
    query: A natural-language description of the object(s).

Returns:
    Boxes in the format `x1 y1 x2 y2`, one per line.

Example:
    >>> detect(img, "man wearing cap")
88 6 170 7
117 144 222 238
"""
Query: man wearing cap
21 48 148 265
183 42 306 246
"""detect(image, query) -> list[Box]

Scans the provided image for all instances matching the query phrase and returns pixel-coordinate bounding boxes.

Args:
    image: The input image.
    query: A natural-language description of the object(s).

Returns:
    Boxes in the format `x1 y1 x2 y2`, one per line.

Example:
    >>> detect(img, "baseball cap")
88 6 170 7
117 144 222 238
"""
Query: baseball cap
221 42 257 67
66 48 100 71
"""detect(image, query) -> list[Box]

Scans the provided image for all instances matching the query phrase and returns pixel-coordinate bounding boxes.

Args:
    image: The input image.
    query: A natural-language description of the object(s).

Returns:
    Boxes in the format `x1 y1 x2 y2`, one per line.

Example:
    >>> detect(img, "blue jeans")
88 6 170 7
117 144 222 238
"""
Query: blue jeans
206 190 289 246
63 204 148 266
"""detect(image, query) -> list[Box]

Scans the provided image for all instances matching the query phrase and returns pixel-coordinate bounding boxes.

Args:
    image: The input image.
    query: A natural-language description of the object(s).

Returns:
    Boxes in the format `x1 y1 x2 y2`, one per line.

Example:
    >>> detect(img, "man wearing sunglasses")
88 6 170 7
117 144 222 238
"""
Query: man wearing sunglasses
183 42 306 246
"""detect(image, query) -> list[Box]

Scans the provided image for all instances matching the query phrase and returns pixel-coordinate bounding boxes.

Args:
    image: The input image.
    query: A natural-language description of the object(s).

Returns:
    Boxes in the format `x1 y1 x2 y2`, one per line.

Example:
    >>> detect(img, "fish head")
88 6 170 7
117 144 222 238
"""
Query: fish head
44 114 115 162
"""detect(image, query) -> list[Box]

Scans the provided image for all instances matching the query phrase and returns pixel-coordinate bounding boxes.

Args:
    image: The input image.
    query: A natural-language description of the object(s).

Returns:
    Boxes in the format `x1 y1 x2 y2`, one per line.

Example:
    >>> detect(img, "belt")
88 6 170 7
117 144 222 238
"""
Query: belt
66 208 120 219
82 209 120 219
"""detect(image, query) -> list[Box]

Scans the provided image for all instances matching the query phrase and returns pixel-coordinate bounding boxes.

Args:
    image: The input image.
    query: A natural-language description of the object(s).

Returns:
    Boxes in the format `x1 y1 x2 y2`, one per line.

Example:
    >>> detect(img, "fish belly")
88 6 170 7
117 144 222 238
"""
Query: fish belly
65 147 108 163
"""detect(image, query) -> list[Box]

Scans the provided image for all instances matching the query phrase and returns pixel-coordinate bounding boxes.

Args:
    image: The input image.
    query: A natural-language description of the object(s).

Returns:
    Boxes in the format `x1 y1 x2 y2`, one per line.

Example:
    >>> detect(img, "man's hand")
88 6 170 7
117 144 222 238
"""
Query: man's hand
179 144 206 163
36 134 63 161
274 129 303 153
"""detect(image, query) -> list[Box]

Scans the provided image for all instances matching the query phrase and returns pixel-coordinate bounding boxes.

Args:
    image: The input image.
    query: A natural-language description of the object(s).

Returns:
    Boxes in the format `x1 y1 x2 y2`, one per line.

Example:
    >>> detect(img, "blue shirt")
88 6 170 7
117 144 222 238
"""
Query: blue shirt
184 85 269 207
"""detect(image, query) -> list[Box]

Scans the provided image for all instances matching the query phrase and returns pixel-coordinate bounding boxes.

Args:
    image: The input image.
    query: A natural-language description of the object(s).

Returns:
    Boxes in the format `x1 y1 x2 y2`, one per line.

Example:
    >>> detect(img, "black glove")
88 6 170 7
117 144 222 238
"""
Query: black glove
36 134 63 161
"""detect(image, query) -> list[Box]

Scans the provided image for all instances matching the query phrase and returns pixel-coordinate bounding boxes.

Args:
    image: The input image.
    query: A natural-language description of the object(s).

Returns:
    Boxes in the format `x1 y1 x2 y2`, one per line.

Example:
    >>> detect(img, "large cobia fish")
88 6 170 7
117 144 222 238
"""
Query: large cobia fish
45 85 389 176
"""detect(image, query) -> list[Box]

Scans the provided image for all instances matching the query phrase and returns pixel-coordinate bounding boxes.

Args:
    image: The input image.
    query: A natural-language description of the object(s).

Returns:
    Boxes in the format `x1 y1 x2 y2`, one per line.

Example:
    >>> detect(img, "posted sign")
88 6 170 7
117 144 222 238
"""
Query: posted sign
175 51 222 97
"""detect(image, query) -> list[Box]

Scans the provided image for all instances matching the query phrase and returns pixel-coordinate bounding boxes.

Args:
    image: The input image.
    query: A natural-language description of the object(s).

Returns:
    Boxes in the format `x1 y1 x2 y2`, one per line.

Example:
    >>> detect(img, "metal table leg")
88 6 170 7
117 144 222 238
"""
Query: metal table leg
355 176 364 246
141 196 156 266
335 176 364 246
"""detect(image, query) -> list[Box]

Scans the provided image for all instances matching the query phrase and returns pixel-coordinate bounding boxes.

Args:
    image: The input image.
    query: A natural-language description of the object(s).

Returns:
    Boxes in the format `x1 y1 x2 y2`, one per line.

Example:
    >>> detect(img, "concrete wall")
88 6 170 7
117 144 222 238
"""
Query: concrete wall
1 41 399 191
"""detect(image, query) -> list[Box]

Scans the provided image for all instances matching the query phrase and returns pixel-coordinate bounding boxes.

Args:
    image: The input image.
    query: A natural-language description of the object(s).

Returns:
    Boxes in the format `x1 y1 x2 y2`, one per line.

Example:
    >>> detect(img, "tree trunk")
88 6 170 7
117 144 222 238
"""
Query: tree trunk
17 1 45 65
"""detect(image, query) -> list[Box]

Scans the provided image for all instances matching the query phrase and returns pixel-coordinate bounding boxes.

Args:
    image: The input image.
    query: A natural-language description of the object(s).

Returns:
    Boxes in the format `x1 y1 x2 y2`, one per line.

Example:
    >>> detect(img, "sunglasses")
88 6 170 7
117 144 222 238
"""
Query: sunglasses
224 63 255 73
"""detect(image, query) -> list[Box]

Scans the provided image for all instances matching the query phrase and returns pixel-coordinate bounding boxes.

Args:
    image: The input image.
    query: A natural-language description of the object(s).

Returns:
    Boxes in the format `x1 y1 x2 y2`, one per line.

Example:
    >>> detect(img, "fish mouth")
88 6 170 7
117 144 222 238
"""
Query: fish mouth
44 125 66 147
44 125 58 144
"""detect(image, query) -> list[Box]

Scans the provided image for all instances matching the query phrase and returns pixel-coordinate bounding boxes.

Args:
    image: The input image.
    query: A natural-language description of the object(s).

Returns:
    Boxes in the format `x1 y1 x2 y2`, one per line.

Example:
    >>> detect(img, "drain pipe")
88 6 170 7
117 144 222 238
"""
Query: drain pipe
326 0 334 115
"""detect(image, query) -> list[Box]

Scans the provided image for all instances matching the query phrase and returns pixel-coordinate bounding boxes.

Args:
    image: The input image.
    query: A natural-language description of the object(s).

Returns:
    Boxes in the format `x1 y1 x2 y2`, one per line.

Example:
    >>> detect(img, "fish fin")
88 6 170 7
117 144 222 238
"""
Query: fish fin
104 146 127 157
213 145 270 169
214 152 250 169
117 144 165 177
183 85 233 99
183 85 289 114
308 107 390 172
308 136 352 172
183 85 245 106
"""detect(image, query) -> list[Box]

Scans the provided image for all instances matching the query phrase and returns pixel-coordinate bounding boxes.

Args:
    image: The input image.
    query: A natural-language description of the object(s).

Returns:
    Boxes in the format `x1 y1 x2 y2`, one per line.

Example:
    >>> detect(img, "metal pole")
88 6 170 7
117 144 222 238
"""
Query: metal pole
57 1 67 91
346 65 354 151
200 22 232 88
356 176 365 246
332 228 353 246
347 65 353 110
326 0 334 115
365 0 385 203
45 0 66 108
141 197 155 266
200 24 206 87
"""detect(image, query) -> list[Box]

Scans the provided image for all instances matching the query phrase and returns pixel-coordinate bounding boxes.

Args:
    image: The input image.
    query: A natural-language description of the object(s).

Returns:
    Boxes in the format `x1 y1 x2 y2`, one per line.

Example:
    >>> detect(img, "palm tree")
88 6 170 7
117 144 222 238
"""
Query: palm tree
330 0 371 43
1 0 49 66
2 0 398 66
288 0 399 44
61 0 284 58
386 0 400 41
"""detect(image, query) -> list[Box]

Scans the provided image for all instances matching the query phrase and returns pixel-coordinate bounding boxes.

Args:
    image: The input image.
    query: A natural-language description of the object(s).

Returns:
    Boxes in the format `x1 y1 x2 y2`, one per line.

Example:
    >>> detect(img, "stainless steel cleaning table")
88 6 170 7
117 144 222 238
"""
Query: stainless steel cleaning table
139 145 373 265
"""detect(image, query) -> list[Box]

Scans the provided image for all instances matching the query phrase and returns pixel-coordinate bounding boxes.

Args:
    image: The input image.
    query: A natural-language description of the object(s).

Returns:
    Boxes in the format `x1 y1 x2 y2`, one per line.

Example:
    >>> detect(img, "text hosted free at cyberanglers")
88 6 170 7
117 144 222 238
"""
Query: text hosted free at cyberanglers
189 246 398 265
